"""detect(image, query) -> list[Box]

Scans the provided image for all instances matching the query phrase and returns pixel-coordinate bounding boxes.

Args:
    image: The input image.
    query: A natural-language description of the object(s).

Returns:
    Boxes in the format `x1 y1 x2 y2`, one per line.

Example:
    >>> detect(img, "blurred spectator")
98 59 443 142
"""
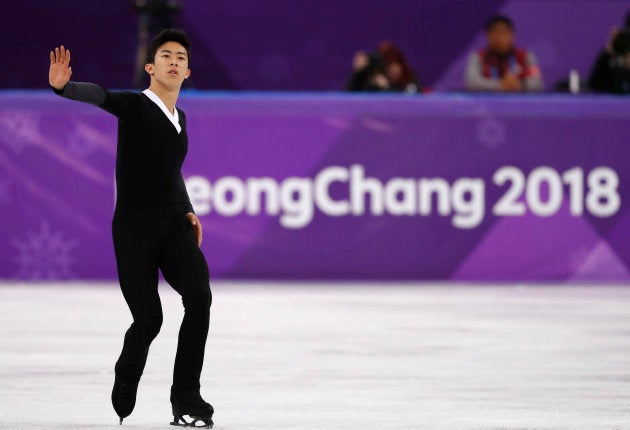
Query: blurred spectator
346 42 421 93
588 12 630 94
377 42 422 93
346 51 390 92
465 15 543 92
132 0 184 88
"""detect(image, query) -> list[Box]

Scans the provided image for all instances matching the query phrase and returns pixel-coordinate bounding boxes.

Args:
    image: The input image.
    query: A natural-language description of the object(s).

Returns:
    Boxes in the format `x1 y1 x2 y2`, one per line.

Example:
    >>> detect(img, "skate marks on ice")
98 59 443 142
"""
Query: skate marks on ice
0 282 630 429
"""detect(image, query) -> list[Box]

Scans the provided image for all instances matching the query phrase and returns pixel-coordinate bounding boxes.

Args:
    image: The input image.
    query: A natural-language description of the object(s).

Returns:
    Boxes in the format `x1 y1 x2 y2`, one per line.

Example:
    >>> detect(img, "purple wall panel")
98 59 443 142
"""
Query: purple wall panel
1 91 629 281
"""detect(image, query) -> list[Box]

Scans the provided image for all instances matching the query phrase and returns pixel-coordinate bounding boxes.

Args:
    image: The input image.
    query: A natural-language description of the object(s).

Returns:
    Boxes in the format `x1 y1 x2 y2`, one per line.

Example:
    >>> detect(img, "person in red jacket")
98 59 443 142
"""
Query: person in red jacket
465 15 543 92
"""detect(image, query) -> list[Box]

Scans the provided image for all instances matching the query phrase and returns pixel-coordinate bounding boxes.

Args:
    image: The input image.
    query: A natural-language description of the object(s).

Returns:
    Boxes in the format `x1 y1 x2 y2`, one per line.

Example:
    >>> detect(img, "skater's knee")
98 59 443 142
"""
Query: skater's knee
195 288 212 310
135 316 162 340
183 287 211 311
145 320 162 340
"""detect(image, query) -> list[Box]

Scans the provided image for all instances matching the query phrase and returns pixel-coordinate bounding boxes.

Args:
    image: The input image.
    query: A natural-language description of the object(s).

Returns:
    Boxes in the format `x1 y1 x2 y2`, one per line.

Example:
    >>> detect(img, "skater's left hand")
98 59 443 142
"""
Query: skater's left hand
186 212 203 247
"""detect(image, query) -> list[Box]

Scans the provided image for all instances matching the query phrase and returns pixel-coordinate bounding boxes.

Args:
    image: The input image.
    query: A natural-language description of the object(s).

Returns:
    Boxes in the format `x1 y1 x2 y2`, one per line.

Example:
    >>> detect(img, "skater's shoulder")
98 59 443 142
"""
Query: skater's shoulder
97 89 147 118
107 90 146 101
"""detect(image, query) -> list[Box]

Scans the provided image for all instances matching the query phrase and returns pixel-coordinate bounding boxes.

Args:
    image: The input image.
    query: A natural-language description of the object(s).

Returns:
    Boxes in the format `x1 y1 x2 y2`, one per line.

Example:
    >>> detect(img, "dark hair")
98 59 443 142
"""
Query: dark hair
484 15 514 32
377 41 416 88
625 10 630 28
145 28 191 64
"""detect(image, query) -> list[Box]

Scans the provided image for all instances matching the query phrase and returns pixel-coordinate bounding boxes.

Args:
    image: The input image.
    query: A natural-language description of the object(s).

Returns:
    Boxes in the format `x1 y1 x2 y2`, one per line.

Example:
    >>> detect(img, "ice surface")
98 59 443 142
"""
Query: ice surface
0 282 629 429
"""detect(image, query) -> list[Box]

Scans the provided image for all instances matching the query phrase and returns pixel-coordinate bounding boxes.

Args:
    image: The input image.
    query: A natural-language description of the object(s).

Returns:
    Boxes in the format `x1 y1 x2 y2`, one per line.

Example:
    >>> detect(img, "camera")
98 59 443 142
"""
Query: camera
362 52 385 75
612 29 630 56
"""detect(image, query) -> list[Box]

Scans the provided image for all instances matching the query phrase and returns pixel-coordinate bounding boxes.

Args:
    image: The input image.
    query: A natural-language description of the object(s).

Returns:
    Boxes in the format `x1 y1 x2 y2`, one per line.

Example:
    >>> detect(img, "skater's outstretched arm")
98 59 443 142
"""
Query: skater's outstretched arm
49 46 138 118
49 46 106 105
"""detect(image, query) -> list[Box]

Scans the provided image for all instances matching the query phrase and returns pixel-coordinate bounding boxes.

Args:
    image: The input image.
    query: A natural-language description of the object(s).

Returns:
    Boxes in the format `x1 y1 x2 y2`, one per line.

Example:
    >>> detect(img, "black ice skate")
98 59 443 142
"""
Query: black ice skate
169 389 214 428
111 377 139 425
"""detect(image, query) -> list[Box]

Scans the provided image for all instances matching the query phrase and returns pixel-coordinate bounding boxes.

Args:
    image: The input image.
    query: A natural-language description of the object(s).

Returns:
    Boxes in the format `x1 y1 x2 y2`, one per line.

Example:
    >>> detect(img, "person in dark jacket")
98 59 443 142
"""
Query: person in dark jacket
346 42 421 93
346 50 390 92
588 12 630 94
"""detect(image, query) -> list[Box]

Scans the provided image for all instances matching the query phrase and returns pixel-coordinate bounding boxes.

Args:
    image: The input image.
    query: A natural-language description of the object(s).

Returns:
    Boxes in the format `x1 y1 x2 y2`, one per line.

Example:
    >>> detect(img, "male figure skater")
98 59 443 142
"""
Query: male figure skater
48 29 213 428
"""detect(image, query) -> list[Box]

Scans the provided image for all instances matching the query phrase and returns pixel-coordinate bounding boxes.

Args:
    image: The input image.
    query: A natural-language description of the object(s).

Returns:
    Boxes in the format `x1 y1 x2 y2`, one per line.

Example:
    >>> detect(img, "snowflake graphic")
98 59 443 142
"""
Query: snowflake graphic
0 109 41 154
66 122 106 159
476 116 507 150
12 221 79 279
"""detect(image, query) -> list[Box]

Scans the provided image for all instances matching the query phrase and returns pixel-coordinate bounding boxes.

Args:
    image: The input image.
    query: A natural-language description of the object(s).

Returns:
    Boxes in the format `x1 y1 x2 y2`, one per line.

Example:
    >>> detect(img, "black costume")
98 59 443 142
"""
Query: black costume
53 82 212 422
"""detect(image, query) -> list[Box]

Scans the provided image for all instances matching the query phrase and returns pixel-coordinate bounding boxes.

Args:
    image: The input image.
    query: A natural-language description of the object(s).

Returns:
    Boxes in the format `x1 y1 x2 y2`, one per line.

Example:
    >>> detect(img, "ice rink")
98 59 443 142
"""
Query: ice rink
1 282 629 429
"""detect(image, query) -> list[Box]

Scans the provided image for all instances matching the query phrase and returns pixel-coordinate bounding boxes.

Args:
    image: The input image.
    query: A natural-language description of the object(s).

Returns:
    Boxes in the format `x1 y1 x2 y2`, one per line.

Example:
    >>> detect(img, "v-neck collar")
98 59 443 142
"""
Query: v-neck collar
142 89 182 134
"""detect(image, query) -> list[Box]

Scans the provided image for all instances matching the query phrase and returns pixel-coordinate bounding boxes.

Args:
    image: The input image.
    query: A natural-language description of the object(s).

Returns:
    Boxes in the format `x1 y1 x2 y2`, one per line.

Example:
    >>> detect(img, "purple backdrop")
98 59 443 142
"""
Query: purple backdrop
4 0 628 91
1 91 630 281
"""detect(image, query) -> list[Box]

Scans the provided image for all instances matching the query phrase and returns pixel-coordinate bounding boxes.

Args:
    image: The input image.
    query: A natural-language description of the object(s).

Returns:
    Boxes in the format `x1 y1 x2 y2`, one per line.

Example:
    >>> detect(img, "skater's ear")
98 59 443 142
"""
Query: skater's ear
145 63 155 76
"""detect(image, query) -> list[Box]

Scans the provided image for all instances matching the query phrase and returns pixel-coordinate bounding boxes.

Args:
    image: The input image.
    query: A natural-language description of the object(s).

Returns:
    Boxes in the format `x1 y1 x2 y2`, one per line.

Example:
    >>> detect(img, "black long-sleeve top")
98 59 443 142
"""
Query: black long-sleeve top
54 82 194 216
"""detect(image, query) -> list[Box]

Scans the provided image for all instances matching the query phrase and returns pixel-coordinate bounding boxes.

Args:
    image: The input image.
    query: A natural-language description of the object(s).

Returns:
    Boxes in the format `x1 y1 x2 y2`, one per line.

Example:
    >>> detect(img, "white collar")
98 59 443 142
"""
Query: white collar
142 89 182 134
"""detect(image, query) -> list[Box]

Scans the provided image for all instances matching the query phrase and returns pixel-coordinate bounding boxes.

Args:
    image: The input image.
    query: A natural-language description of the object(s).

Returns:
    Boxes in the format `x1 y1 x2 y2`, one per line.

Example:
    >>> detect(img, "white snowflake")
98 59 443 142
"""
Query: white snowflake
12 221 79 279
476 116 507 150
66 122 107 158
0 109 41 154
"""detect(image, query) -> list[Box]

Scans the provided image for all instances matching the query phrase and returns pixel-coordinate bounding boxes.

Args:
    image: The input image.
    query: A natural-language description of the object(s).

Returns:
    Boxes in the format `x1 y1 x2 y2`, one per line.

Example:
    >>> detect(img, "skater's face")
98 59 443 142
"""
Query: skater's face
144 41 191 89
486 22 514 55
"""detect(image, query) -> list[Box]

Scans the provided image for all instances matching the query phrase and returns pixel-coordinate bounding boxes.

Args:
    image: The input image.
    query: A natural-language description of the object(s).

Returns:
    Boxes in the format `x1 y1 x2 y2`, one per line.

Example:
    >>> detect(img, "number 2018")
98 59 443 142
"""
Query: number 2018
492 166 620 218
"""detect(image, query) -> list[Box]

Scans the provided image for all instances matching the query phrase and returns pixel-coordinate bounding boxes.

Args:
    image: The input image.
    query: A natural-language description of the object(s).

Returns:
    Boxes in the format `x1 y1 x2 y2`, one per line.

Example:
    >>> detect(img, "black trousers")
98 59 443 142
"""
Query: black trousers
112 211 211 393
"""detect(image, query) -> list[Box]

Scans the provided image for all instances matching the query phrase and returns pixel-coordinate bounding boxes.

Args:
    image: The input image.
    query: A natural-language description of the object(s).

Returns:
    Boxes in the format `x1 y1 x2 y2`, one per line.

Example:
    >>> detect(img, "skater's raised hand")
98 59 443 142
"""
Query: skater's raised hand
49 46 72 90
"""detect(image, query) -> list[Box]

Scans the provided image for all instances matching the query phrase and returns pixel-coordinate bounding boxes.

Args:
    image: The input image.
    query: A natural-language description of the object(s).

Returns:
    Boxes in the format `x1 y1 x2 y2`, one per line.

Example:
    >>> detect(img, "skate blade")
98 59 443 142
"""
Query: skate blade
170 415 213 428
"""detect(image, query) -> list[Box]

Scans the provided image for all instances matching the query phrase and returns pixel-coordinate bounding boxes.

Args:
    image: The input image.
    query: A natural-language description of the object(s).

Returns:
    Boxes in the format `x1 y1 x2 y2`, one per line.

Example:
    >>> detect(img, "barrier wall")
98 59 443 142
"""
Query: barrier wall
1 91 629 281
